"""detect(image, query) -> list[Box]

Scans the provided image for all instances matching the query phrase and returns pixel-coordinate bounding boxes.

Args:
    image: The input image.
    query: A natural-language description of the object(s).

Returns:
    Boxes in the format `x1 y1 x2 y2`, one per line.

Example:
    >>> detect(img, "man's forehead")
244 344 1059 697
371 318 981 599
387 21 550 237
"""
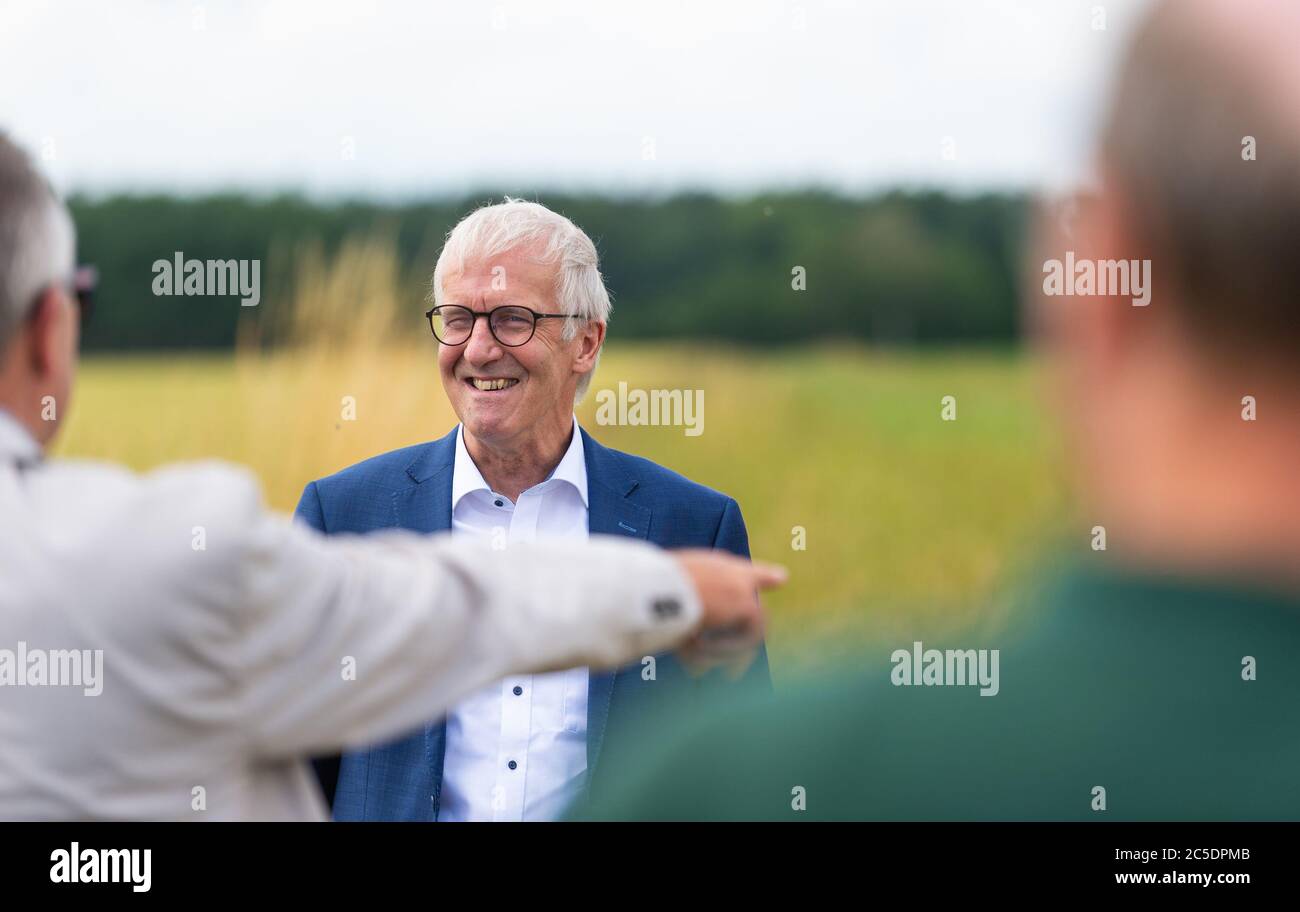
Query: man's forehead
444 250 557 293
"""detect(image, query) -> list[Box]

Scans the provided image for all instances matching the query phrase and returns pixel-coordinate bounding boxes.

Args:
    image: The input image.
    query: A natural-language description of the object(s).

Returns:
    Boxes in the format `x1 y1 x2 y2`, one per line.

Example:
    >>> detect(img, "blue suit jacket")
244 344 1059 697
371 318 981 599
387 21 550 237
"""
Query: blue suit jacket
294 424 770 820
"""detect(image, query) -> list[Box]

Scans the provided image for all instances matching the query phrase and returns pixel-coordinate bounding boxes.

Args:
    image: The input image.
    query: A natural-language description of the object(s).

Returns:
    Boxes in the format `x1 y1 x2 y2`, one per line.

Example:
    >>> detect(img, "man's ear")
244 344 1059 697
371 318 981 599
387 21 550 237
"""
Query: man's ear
23 286 67 378
1078 177 1158 382
571 320 606 373
1030 179 1144 386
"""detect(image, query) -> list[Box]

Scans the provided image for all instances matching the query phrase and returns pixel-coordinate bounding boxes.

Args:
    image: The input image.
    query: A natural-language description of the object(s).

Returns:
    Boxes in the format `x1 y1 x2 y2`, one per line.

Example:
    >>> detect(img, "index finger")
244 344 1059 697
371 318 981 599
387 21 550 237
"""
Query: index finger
749 561 788 590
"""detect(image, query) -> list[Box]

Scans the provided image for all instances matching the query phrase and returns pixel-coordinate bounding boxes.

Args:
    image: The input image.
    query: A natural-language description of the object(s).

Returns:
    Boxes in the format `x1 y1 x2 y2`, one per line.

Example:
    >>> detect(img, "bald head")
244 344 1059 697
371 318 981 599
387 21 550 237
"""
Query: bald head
1099 0 1300 362
1033 0 1300 587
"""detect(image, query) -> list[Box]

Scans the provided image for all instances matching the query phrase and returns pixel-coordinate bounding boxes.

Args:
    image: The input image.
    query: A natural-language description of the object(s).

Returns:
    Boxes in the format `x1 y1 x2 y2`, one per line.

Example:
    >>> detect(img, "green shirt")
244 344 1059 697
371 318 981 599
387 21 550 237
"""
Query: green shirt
581 568 1300 820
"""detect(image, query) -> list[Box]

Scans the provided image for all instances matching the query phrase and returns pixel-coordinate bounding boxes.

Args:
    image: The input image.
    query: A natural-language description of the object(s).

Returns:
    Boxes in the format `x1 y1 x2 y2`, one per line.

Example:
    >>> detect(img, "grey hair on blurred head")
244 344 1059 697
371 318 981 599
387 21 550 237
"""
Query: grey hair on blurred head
0 133 75 356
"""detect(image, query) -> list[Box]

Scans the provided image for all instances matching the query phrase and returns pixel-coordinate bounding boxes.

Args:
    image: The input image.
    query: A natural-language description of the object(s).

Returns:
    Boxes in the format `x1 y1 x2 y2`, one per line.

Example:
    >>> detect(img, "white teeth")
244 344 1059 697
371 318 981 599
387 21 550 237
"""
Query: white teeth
471 378 518 391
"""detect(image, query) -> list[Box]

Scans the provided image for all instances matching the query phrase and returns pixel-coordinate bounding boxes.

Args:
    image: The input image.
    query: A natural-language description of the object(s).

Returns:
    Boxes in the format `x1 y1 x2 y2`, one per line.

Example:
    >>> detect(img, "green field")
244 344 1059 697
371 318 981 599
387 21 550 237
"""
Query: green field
57 343 1074 679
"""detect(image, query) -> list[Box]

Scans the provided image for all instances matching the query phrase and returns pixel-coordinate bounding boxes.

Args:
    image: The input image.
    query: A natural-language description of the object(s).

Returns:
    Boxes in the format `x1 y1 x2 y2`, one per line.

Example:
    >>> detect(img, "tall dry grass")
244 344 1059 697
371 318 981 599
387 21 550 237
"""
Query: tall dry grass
228 233 460 509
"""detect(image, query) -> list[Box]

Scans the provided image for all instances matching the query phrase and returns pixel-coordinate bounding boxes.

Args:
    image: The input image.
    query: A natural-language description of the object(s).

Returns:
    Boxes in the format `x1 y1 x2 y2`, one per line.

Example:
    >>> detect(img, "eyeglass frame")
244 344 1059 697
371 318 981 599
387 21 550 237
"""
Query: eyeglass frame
425 303 582 347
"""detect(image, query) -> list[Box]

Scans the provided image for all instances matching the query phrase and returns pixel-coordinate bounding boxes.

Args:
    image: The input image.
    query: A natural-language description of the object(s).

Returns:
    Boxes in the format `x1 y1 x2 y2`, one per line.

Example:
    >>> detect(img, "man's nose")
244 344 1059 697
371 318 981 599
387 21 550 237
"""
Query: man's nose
462 313 502 363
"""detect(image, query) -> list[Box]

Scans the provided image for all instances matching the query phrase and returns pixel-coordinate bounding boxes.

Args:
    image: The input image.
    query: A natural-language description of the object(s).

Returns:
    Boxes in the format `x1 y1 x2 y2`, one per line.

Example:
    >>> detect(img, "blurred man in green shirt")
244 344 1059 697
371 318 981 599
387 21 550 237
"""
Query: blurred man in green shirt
583 0 1300 821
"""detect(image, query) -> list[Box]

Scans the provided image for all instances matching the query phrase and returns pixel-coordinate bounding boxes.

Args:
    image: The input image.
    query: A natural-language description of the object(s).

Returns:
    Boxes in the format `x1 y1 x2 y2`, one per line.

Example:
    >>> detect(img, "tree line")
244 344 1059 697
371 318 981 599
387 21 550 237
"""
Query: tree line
69 189 1028 351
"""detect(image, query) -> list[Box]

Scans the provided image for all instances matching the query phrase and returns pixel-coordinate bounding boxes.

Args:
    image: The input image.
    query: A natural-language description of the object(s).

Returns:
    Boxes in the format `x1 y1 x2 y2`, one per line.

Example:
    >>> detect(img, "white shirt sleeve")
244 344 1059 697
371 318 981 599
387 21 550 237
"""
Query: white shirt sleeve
231 512 701 759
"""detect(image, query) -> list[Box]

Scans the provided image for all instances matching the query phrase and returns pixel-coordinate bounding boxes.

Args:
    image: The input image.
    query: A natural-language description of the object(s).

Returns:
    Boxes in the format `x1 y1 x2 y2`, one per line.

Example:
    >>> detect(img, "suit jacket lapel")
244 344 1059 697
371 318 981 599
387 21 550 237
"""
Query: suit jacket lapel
393 426 457 818
582 429 651 779
394 426 457 534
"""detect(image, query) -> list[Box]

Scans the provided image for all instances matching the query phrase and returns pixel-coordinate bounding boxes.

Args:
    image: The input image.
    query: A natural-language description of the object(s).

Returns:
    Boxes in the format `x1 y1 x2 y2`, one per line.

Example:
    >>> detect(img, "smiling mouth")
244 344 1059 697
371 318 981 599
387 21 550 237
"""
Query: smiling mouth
467 377 520 391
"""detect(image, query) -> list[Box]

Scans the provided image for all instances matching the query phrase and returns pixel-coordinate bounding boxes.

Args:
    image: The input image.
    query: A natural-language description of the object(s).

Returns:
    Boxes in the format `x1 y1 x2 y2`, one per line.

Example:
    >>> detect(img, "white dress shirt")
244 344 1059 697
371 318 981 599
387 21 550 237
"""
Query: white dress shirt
0 409 700 820
439 419 592 822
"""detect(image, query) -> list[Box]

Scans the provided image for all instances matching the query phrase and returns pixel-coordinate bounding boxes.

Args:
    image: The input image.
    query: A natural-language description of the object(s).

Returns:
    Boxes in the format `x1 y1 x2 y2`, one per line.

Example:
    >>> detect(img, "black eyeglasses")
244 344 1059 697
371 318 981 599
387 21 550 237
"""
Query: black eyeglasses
71 265 97 325
425 304 581 347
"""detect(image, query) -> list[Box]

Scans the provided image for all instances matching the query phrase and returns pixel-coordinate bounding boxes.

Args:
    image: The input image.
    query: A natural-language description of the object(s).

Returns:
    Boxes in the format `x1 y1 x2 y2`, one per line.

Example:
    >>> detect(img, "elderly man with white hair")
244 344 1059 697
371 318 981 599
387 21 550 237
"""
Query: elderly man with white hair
0 137 780 821
297 198 771 822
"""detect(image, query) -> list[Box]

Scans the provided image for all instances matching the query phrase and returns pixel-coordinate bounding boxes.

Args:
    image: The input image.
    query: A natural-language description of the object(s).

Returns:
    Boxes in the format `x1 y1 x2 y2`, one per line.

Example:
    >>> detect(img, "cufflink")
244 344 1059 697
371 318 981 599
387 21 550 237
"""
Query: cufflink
652 597 682 620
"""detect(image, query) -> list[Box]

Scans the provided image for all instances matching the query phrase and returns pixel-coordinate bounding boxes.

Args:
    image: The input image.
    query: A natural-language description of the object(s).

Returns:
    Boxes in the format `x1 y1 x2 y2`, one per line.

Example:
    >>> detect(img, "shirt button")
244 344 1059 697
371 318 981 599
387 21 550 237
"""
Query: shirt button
508 760 518 770
494 499 504 507
512 685 523 696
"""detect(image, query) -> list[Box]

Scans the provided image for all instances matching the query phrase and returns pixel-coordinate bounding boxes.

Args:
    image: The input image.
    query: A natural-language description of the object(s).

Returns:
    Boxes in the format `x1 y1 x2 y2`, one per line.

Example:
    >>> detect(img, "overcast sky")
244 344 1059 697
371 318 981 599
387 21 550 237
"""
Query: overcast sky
1 0 1151 199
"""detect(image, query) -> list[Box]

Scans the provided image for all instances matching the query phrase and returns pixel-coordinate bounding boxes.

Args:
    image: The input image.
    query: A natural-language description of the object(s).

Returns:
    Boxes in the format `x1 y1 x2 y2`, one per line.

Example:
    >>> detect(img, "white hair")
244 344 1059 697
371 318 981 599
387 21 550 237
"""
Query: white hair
0 134 75 355
431 197 610 403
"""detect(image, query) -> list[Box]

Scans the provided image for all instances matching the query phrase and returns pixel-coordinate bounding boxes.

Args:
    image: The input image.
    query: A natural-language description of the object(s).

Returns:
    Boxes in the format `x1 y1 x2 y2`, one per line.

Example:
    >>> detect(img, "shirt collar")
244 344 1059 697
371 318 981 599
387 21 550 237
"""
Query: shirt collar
452 416 588 509
0 408 42 468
